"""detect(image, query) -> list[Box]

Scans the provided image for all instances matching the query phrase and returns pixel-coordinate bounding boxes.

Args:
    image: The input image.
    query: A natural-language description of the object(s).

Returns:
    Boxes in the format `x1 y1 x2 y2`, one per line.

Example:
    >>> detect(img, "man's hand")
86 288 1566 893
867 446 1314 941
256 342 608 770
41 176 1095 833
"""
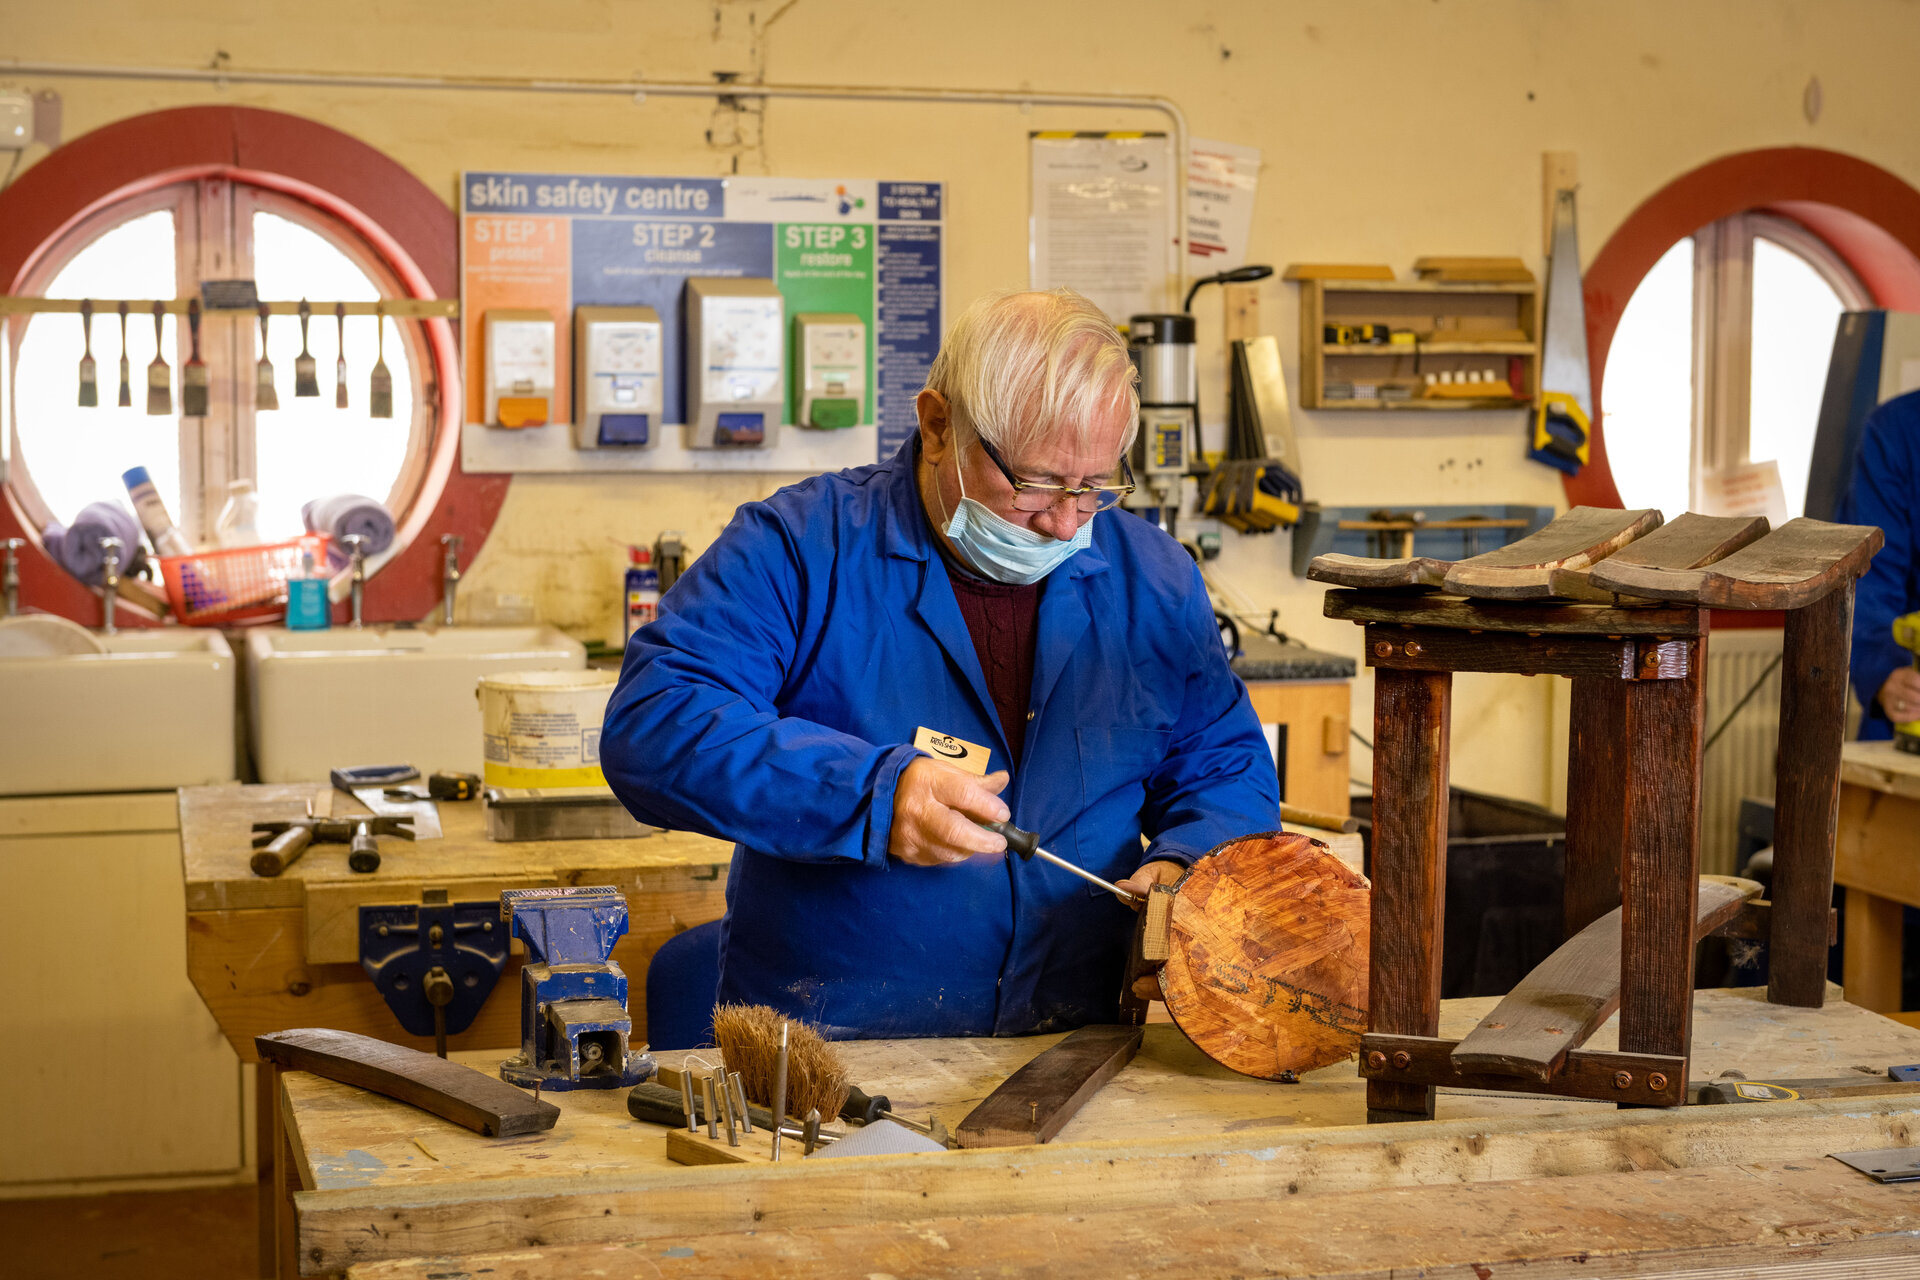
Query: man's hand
1881 668 1920 724
889 758 1012 867
1116 859 1185 909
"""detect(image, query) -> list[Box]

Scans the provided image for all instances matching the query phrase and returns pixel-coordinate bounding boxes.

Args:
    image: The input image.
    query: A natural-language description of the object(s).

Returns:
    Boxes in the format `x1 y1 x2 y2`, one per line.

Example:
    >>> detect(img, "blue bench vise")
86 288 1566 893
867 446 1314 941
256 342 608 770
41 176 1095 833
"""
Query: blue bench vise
498 885 654 1091
358 893 508 1056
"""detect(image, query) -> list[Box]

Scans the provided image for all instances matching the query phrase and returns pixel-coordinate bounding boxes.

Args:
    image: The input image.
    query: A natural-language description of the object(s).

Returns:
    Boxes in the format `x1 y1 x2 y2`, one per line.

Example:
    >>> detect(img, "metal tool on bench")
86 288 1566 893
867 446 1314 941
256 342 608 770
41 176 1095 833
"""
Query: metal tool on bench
359 891 509 1057
483 786 653 842
251 810 414 875
333 762 444 840
977 820 1142 905
498 886 653 1091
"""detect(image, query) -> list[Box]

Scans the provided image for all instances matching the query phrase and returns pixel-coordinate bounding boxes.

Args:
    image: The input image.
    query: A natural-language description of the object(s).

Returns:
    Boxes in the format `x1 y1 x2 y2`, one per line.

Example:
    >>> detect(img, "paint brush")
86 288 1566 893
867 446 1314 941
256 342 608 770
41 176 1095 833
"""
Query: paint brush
145 301 172 416
76 299 97 407
255 304 278 411
368 303 393 419
294 299 318 397
182 298 209 418
334 302 349 409
115 301 131 408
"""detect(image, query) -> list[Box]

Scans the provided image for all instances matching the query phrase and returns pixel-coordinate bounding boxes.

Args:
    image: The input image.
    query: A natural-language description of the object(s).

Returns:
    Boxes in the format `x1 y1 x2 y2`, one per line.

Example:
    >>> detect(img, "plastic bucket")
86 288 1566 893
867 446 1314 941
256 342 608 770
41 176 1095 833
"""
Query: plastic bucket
478 670 619 788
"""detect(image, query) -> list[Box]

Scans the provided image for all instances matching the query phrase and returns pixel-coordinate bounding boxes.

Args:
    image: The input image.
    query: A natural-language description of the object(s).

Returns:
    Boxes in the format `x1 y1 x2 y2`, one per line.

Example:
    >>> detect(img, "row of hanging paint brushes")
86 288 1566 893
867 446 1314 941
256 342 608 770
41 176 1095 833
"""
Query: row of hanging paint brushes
69 298 396 418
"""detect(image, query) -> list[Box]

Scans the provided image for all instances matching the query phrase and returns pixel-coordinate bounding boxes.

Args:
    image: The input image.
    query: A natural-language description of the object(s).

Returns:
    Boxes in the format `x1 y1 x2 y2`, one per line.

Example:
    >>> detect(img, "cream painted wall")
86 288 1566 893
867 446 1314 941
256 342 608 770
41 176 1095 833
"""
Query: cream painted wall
9 0 1920 806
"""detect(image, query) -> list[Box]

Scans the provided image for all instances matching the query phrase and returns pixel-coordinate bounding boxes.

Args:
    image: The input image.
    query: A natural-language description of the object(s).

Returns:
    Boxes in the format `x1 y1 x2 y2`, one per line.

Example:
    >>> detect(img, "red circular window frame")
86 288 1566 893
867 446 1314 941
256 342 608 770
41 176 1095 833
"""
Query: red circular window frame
1574 146 1920 511
0 104 506 626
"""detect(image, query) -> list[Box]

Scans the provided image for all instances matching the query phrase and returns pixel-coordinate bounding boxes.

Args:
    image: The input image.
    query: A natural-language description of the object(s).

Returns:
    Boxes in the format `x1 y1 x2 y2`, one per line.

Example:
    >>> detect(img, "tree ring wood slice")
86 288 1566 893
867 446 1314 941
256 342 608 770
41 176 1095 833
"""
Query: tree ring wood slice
1160 832 1370 1080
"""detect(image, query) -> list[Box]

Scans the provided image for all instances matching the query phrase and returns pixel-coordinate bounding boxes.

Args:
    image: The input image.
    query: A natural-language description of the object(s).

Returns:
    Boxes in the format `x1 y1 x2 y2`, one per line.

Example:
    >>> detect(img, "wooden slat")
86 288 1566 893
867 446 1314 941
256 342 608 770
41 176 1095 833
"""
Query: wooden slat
1157 833 1369 1080
255 1028 560 1138
1367 1033 1688 1106
1365 668 1451 1122
1450 877 1760 1080
1619 650 1707 1062
1324 590 1705 637
1564 678 1628 934
1771 584 1855 1007
953 1025 1143 1147
1305 552 1451 590
1548 513 1771 601
340 1161 1920 1280
1440 506 1663 599
1364 624 1689 680
1585 517 1883 610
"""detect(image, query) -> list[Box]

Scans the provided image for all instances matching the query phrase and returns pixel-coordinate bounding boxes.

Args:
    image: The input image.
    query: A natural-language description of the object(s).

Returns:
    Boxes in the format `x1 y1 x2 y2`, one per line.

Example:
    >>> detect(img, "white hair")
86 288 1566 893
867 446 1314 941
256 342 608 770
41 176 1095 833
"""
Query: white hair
924 289 1139 463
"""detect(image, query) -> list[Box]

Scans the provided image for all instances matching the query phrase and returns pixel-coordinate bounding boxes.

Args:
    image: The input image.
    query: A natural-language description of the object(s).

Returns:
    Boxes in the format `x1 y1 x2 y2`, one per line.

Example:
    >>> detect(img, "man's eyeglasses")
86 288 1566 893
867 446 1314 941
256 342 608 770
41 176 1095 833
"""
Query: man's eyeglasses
975 436 1136 513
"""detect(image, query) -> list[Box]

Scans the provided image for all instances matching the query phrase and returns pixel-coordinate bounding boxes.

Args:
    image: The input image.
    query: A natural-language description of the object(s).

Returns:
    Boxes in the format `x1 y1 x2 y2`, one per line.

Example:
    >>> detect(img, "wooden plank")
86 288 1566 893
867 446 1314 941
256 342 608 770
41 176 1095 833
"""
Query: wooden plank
1157 834 1368 1079
1364 624 1688 680
343 1161 1920 1280
1771 584 1855 1007
1449 877 1759 1080
1366 1033 1688 1106
1837 786 1920 907
1844 887 1906 1013
256 1028 560 1137
1842 739 1920 802
1440 506 1663 599
1366 668 1451 1121
1306 552 1451 590
954 1025 1143 1147
1618 647 1706 1061
1564 677 1627 933
296 1083 1920 1275
1585 517 1883 610
180 782 733 913
1548 512 1770 601
1283 262 1395 281
1324 589 1705 637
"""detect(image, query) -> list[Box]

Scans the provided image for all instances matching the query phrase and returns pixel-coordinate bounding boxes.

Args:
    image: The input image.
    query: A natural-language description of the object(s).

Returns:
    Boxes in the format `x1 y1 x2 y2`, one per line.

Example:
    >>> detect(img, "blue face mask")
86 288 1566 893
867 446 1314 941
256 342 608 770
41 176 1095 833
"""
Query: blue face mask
937 447 1094 586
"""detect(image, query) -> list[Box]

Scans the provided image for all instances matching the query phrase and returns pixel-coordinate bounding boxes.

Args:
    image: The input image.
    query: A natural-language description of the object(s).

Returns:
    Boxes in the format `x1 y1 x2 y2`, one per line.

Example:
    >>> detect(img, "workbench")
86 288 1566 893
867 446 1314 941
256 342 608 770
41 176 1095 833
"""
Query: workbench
268 987 1920 1278
177 783 733 1265
1837 740 1920 1018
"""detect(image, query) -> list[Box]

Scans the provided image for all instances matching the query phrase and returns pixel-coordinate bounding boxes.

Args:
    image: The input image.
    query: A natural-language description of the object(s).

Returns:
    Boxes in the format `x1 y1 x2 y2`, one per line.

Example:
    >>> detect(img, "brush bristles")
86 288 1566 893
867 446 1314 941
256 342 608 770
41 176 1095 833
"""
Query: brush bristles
712 1003 849 1123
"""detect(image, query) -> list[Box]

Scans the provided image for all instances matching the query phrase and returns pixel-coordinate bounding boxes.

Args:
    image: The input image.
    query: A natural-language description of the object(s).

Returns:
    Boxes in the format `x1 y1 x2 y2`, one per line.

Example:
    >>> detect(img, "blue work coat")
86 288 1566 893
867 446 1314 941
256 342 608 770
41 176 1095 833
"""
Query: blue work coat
603 437 1280 1038
1837 389 1920 739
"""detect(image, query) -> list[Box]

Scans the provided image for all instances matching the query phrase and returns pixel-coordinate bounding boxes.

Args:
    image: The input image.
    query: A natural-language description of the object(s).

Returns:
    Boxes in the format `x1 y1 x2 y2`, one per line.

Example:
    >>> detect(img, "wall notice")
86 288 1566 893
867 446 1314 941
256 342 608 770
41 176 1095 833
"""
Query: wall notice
1028 133 1177 324
459 172 943 464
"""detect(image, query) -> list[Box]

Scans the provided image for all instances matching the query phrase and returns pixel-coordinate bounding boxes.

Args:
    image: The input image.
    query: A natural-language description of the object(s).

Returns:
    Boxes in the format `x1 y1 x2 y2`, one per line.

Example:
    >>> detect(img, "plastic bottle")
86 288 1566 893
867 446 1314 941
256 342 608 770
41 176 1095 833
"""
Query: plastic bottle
285 550 332 630
623 545 660 642
215 479 262 549
120 466 195 558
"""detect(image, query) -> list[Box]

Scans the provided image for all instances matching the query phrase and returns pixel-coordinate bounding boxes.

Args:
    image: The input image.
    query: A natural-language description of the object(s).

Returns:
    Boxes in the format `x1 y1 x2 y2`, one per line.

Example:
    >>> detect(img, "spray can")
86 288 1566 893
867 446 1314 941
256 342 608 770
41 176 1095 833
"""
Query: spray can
120 466 195 558
623 546 660 643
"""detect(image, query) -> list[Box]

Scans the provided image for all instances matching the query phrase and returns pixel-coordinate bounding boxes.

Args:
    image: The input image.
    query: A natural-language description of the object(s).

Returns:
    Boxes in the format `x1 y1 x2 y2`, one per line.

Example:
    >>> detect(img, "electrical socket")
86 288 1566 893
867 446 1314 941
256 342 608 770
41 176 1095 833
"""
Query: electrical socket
0 92 31 150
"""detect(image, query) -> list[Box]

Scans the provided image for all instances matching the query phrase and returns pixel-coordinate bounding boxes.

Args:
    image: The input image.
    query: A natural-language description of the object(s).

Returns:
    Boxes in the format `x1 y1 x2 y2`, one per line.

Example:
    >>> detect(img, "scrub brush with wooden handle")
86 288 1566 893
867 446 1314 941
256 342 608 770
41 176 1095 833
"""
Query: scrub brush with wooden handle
712 1004 851 1124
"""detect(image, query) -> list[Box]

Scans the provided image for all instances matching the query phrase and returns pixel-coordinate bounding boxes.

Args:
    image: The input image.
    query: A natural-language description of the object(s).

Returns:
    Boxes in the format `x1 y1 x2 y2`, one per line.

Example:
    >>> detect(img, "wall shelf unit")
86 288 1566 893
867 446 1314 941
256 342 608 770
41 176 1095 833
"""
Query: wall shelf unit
1297 277 1541 410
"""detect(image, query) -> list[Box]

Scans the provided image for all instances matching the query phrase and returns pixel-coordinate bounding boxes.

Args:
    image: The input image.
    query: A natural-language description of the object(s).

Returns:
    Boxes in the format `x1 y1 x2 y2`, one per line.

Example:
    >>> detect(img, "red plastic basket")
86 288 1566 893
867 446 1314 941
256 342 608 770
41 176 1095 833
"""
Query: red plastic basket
159 534 332 625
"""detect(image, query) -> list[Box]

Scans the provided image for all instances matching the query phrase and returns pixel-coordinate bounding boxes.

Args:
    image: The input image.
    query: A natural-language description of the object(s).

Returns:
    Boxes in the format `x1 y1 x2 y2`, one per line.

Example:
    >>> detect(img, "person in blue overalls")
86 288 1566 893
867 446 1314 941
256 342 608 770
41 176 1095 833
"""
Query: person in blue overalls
1839 388 1920 736
603 288 1280 1039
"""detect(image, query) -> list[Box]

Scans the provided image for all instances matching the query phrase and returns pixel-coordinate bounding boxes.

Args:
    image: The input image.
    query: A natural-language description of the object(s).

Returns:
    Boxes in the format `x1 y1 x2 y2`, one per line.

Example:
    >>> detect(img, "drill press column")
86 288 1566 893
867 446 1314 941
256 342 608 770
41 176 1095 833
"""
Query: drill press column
498 886 654 1091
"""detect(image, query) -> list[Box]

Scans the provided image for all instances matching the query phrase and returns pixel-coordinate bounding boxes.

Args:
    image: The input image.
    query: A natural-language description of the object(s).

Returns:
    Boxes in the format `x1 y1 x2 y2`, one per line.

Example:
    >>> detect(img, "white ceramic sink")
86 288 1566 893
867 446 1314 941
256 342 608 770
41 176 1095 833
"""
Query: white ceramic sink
246 625 587 781
0 628 237 794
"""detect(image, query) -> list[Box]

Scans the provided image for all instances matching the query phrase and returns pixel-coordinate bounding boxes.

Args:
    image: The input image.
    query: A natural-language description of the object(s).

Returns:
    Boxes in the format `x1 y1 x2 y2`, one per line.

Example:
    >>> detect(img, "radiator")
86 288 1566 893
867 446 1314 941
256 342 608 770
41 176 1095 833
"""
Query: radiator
1700 629 1785 877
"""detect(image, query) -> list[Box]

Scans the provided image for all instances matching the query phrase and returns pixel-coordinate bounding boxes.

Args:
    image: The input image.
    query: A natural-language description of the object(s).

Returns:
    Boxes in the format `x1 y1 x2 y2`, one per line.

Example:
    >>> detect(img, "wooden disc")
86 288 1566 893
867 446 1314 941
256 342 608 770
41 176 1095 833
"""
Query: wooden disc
1159 832 1369 1079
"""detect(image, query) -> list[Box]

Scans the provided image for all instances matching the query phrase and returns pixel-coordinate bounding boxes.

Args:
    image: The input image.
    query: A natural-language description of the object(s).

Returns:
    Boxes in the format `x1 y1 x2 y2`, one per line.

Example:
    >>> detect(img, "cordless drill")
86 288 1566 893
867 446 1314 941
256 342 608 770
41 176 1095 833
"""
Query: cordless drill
1894 611 1920 755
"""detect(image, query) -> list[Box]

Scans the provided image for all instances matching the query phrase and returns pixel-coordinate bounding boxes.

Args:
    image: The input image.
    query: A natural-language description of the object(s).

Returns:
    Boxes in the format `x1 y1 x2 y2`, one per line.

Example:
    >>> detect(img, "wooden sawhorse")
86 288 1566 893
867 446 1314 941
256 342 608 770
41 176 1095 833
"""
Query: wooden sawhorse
1311 509 1882 1121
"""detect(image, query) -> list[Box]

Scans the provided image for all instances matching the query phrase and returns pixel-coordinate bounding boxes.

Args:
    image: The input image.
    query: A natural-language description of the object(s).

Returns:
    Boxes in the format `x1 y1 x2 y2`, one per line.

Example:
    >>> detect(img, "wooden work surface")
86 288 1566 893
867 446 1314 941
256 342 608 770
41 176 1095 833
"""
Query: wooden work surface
1836 741 1920 1018
180 783 734 1063
281 987 1920 1276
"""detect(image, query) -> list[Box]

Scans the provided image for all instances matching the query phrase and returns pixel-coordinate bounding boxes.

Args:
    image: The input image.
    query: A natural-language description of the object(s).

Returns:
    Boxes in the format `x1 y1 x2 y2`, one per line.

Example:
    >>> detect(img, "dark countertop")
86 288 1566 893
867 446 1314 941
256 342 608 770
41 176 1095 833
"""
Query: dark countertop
1231 634 1357 682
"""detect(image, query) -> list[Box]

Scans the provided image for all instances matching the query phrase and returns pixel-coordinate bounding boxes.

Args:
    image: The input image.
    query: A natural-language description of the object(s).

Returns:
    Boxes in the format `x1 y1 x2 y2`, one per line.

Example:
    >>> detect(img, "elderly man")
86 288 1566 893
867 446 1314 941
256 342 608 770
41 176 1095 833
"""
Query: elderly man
603 289 1279 1039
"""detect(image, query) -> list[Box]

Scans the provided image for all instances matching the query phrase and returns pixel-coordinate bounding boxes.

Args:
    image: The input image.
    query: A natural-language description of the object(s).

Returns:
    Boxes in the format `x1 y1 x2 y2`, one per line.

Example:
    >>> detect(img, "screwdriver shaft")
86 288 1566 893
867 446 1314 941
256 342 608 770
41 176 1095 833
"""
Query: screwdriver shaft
1032 845 1142 904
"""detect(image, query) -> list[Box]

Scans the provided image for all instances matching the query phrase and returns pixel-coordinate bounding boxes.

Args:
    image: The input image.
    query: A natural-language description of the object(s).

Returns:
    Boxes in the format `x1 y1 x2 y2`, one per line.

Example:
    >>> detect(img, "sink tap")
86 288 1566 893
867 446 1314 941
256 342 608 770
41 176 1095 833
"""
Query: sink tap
97 536 122 636
342 534 368 629
3 538 22 617
440 533 463 627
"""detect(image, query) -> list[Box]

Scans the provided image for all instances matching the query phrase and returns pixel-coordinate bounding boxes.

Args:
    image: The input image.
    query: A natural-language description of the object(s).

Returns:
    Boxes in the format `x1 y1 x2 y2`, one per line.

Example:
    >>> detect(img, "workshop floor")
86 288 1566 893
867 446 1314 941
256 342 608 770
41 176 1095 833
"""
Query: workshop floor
2 1184 256 1280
